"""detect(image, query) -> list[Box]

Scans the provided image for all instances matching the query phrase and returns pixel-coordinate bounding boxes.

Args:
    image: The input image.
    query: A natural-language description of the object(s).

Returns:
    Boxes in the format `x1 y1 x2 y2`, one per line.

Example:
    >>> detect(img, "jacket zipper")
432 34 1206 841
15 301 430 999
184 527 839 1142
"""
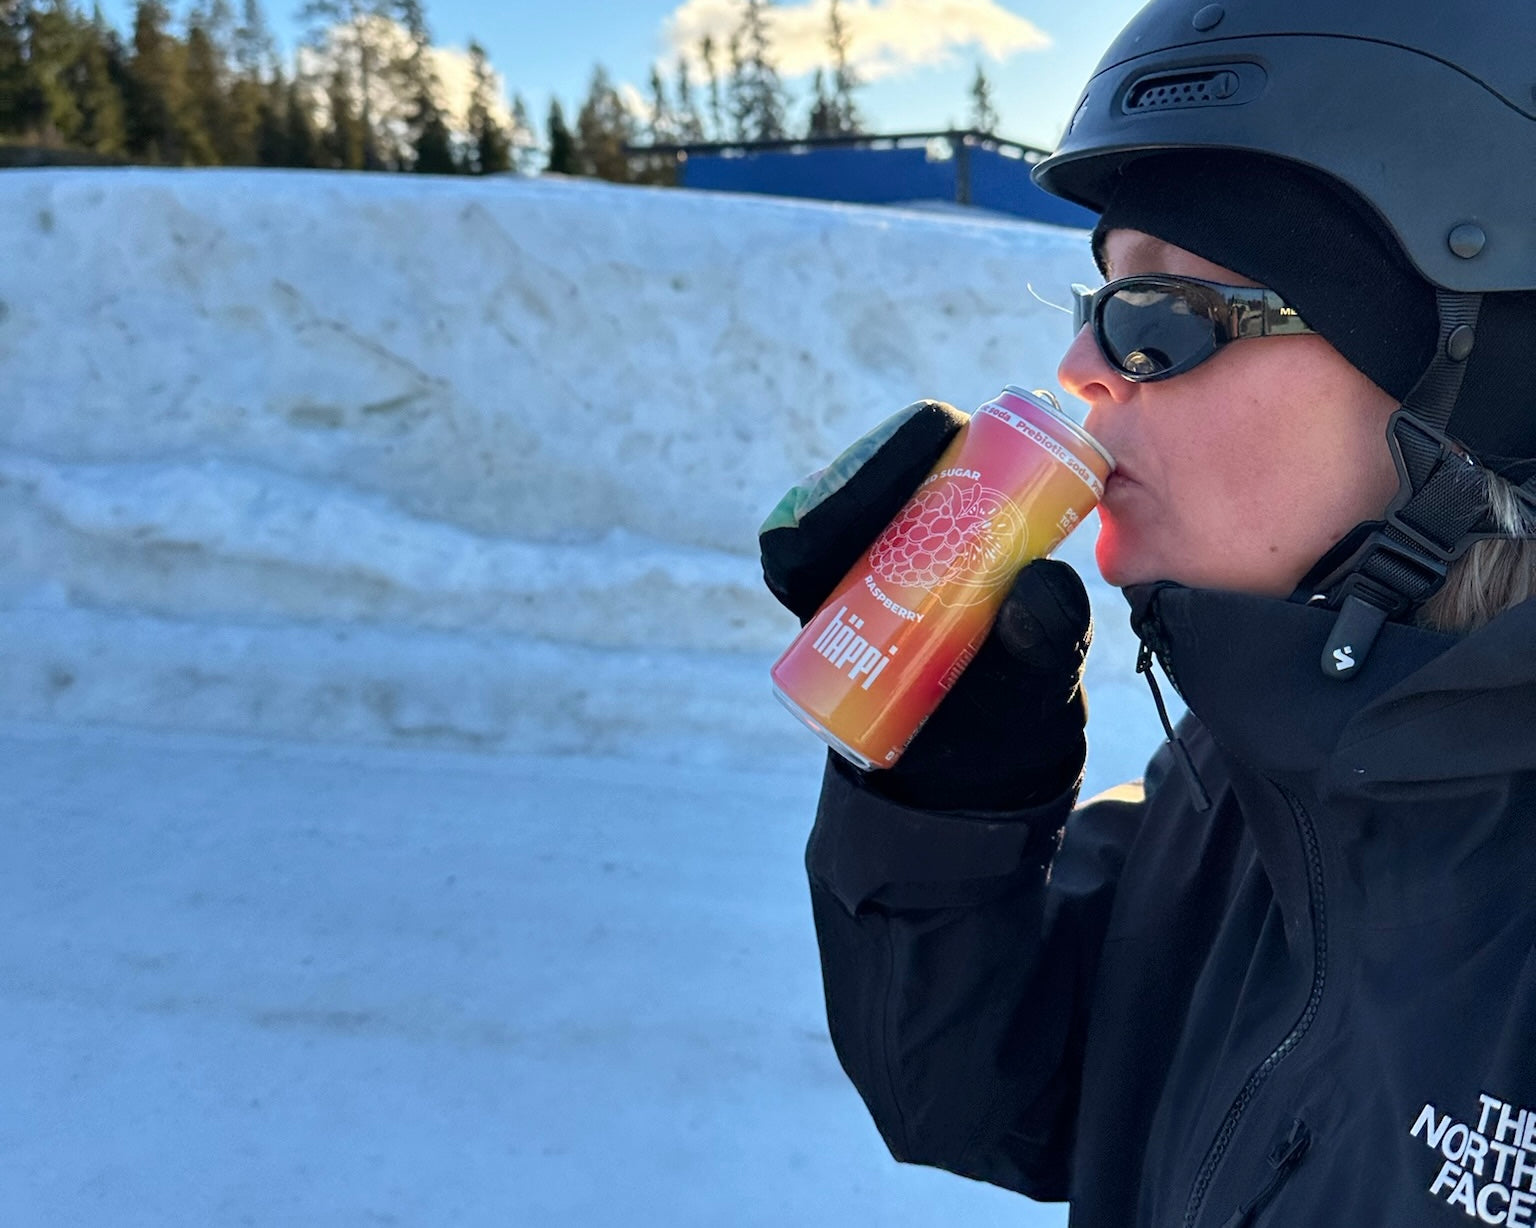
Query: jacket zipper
1180 783 1329 1228
1217 1118 1312 1228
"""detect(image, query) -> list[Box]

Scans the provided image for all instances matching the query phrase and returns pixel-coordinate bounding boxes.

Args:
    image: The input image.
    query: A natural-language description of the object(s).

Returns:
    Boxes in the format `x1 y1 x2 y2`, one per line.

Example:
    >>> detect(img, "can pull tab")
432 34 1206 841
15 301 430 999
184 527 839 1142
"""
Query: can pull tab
1321 594 1389 681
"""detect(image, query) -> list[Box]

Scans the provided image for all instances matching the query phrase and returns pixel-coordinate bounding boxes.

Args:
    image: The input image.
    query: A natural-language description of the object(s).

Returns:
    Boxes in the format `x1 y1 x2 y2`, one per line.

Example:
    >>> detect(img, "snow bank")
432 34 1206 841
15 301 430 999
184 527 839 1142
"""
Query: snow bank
0 169 1164 788
2 173 1180 1227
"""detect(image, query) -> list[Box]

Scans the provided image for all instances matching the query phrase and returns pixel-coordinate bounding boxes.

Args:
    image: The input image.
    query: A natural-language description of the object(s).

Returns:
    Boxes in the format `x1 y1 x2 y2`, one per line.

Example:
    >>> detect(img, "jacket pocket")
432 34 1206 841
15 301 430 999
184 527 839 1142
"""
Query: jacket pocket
1218 1118 1311 1228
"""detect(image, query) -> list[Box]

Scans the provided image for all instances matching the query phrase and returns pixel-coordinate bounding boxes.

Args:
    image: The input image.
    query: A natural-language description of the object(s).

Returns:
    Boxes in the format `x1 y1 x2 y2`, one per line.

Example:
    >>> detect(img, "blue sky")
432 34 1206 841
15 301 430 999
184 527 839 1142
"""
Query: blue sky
96 0 1148 151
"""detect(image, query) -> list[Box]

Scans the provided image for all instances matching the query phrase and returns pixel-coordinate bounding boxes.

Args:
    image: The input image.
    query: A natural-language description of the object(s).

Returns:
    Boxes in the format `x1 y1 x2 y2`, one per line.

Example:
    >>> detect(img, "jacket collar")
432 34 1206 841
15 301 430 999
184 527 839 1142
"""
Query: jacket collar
1126 583 1536 924
1125 583 1536 787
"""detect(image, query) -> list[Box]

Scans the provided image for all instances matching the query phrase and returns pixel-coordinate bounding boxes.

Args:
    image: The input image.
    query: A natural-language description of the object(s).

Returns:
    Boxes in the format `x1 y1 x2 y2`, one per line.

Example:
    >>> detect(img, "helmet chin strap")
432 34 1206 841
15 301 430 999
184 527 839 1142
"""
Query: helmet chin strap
1294 290 1499 680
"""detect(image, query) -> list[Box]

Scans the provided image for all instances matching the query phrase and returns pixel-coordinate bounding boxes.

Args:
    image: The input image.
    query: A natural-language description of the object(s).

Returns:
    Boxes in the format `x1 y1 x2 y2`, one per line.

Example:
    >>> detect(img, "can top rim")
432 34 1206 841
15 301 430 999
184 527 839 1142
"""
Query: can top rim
999 385 1116 471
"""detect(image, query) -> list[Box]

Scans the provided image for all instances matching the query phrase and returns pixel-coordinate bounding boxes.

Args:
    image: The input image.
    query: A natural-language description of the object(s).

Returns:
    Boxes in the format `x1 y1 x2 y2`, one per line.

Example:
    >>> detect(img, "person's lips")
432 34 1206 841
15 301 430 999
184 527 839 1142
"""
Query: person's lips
1100 467 1142 510
1105 465 1138 490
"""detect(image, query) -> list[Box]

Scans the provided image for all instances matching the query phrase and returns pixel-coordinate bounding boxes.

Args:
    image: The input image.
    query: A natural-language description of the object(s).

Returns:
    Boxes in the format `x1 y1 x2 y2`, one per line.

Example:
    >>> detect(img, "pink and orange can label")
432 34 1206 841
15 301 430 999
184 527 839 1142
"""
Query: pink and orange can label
771 386 1114 770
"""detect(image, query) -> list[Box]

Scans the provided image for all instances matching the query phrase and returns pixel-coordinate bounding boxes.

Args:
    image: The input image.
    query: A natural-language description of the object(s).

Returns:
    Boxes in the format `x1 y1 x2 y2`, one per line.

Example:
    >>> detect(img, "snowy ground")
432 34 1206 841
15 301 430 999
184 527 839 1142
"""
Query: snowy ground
1 723 1069 1227
0 171 1174 1225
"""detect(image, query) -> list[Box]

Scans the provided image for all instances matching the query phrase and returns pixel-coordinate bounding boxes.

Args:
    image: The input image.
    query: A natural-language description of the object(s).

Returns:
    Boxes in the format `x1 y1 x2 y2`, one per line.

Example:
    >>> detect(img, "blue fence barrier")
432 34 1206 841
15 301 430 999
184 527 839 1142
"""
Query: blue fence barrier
669 134 1096 229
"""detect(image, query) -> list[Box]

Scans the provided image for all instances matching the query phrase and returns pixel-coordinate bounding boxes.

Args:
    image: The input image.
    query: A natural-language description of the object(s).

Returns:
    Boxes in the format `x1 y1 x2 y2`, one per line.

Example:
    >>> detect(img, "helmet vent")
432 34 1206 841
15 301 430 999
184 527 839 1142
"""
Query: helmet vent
1124 68 1246 112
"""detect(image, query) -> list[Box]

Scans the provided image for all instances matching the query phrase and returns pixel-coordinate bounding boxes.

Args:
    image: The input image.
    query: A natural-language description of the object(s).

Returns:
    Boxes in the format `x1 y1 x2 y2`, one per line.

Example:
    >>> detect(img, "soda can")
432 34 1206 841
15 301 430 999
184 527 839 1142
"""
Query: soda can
771 386 1114 770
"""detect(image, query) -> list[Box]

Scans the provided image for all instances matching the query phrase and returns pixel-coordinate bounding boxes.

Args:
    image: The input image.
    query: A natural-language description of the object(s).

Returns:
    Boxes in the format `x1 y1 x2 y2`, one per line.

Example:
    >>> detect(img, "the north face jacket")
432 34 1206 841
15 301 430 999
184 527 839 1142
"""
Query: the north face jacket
806 582 1536 1227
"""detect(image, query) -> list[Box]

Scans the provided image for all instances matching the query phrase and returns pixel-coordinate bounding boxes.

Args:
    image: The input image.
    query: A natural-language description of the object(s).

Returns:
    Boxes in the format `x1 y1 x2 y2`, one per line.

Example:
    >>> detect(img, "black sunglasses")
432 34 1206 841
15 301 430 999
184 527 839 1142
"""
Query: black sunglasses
1071 274 1316 382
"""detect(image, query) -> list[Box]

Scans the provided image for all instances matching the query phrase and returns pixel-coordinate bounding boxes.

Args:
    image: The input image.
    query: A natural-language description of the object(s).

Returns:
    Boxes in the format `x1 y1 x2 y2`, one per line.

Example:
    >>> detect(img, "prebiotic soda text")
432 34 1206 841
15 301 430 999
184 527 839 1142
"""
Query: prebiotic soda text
771 386 1114 770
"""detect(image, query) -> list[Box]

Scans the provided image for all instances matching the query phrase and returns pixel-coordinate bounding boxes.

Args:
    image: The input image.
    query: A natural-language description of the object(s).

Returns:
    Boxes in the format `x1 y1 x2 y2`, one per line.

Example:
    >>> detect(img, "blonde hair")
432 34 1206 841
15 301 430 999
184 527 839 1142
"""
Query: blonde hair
1417 469 1536 633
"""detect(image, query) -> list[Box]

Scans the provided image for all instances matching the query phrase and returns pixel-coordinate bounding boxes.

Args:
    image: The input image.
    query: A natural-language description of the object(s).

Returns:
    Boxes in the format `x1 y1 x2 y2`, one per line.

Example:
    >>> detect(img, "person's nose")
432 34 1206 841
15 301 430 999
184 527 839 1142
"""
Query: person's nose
1057 322 1135 424
1057 322 1139 450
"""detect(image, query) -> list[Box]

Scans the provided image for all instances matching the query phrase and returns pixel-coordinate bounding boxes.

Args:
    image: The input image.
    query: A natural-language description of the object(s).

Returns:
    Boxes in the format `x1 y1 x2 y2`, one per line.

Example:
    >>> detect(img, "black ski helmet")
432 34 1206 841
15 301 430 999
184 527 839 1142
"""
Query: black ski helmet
1034 0 1536 294
1032 0 1536 672
1033 0 1536 475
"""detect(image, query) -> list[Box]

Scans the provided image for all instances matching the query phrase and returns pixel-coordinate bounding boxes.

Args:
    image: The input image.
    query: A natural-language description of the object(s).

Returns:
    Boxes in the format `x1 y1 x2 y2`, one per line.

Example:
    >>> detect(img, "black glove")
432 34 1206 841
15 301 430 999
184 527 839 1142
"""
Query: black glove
760 401 1092 812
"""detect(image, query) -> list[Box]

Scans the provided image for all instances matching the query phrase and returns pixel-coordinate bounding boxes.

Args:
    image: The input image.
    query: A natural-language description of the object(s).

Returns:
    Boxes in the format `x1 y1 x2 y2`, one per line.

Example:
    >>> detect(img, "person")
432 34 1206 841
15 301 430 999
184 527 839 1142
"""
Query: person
758 3 1536 1225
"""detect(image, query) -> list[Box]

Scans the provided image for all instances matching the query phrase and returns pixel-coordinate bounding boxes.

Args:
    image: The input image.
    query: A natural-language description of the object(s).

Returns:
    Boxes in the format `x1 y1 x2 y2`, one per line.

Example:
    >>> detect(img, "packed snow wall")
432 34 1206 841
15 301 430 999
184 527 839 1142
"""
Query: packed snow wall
0 169 1153 772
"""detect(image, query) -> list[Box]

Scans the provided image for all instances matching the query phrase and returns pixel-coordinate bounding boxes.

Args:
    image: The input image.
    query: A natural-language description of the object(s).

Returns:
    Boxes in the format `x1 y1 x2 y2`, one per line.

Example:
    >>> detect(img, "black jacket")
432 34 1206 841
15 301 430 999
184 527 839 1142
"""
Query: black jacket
807 583 1536 1227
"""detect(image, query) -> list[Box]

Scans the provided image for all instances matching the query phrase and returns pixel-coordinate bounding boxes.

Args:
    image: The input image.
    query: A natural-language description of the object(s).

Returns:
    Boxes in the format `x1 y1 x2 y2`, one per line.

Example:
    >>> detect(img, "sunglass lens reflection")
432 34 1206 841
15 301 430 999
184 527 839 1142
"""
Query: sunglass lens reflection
1100 287 1219 378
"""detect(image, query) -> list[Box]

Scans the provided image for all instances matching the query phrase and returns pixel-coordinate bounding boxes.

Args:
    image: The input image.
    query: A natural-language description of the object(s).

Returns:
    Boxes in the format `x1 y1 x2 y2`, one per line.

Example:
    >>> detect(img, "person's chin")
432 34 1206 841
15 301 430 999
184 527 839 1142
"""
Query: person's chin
1094 518 1152 588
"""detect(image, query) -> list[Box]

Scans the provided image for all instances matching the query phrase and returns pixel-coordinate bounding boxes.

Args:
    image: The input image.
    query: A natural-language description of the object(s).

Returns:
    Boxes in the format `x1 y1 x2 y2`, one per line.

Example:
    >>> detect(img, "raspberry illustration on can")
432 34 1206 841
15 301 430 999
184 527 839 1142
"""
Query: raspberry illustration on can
772 387 1114 770
868 476 1025 602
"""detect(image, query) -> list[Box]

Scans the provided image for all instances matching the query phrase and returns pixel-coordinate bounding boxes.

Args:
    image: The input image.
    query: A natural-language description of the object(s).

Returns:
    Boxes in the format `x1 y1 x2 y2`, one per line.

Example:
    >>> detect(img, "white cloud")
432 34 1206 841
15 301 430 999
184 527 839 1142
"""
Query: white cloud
430 45 513 133
663 0 1051 83
618 81 652 121
298 17 519 136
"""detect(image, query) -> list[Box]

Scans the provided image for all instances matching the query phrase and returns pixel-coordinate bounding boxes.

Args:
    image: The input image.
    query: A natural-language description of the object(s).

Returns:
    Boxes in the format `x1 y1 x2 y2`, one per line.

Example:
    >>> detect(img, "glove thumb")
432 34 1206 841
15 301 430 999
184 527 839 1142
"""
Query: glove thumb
991 558 1093 685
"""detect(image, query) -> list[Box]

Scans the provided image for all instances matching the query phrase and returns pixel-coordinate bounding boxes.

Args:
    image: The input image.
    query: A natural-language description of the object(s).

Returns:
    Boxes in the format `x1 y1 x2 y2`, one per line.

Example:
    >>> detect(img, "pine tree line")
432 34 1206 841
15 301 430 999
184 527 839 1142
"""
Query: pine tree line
0 0 532 173
1 0 1007 183
546 0 862 187
553 0 1007 186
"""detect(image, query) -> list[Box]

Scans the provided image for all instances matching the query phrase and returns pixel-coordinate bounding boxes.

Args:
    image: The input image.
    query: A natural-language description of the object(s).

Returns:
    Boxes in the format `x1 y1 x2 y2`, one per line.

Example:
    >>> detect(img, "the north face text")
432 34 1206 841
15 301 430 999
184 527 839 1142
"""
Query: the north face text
1411 1093 1536 1224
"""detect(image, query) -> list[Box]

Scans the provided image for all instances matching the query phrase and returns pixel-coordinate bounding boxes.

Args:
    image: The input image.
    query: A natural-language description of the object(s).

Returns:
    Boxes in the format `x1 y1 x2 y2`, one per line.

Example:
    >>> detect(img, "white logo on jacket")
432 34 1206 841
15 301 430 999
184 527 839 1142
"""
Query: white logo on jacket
1411 1092 1536 1223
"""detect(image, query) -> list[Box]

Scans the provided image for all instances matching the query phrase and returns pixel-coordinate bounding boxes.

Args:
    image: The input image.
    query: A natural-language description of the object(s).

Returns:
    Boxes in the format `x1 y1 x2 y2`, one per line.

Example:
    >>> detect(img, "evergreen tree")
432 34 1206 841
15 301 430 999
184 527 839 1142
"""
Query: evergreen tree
673 53 703 143
826 0 860 135
223 0 273 161
697 32 721 141
968 61 999 133
223 71 262 162
124 0 193 162
299 0 390 168
725 29 747 140
24 0 85 144
646 63 674 145
545 95 574 174
573 63 633 181
231 0 272 77
70 4 127 154
280 72 319 166
635 64 678 183
806 67 835 138
252 65 287 163
508 91 535 173
322 59 364 167
733 0 787 141
392 0 455 172
0 1 34 138
411 98 453 171
391 0 425 55
465 38 509 174
183 6 229 163
191 0 234 47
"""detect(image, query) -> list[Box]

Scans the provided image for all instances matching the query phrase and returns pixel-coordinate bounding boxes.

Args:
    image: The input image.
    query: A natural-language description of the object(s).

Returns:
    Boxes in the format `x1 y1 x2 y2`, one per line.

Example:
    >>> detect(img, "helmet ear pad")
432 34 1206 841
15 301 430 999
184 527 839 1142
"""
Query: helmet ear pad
1090 151 1439 406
